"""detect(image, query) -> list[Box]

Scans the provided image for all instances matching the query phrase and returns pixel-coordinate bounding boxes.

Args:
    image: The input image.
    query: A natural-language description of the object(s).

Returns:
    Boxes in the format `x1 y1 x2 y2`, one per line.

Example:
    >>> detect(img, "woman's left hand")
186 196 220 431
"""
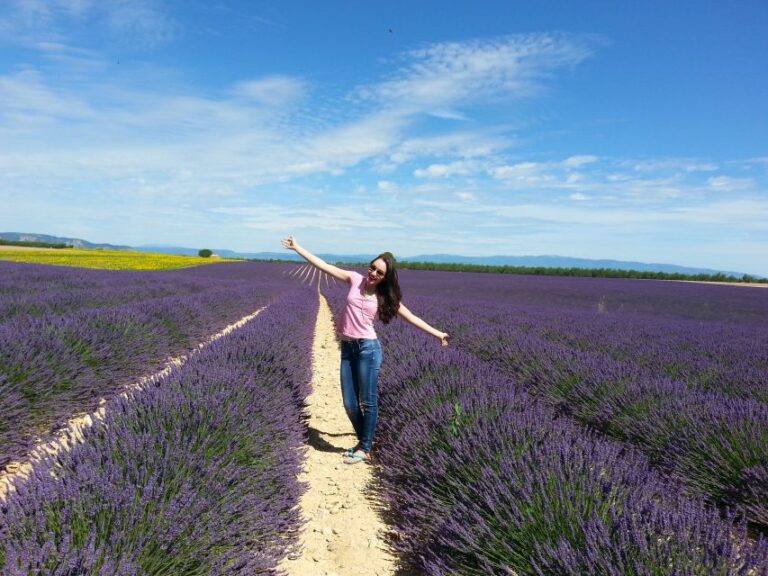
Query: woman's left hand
438 332 450 347
281 235 299 251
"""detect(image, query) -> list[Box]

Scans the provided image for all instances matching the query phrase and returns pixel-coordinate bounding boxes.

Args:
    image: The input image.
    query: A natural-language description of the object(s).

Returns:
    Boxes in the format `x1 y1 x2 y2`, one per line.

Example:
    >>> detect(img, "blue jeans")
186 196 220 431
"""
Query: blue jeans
340 339 383 454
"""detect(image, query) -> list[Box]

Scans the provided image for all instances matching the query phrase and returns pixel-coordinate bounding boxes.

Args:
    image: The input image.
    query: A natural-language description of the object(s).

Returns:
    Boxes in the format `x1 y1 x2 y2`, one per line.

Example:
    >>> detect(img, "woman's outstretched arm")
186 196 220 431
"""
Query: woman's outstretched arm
397 303 450 346
282 236 352 283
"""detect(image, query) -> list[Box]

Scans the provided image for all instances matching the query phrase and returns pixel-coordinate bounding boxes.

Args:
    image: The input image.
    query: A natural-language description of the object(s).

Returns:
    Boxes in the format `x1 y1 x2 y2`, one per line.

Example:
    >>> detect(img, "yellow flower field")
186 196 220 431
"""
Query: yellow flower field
0 248 239 270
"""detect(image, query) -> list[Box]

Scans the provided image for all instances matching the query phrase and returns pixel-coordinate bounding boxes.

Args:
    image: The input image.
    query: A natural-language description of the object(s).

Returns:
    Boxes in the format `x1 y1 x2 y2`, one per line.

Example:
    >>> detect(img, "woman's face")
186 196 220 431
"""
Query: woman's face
367 258 387 286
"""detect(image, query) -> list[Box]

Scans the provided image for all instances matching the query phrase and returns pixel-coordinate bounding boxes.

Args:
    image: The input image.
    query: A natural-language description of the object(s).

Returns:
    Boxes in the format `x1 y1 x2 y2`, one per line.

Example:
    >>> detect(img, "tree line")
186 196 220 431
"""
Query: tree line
0 239 72 249
392 261 766 284
249 257 765 284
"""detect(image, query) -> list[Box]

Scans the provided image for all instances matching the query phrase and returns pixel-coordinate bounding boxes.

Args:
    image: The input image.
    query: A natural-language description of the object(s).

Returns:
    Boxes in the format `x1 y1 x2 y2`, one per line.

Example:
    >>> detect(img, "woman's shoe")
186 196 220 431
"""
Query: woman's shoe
343 451 368 465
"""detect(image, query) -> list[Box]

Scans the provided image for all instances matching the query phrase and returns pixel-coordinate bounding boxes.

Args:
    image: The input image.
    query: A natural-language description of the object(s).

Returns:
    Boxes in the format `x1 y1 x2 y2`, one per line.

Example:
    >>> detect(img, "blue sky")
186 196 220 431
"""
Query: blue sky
1 1 766 275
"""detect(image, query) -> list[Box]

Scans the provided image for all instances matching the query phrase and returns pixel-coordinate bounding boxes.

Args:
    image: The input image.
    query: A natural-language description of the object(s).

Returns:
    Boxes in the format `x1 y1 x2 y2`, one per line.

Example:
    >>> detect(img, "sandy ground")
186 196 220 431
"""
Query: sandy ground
0 307 265 501
277 292 401 576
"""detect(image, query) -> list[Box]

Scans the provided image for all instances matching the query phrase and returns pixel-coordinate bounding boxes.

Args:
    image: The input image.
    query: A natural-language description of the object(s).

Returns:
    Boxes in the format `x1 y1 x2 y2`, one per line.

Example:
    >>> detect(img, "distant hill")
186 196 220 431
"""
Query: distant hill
0 232 132 251
240 251 749 278
1 232 757 278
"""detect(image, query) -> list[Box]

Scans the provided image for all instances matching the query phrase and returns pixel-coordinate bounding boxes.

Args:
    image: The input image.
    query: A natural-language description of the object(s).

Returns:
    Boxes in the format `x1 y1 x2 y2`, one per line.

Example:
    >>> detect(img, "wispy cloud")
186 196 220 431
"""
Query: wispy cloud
104 0 177 48
213 204 404 232
414 160 479 178
0 0 176 48
359 34 595 115
563 155 598 168
632 159 719 173
707 176 754 192
387 130 515 165
1 33 598 195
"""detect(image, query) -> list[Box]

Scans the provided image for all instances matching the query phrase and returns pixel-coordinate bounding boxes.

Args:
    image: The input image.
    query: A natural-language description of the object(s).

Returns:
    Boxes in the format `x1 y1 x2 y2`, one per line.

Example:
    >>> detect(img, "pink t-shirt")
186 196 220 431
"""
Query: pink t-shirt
337 271 378 339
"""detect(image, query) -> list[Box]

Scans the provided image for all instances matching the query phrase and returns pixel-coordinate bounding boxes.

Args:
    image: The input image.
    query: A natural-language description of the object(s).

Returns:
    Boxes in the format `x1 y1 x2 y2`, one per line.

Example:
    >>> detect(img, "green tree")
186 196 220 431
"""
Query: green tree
198 249 213 258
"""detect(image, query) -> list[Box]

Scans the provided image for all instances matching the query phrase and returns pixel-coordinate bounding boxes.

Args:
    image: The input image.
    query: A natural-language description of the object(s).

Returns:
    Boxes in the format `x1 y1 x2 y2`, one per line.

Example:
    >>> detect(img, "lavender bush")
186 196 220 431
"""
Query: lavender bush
0 261 294 468
0 286 316 575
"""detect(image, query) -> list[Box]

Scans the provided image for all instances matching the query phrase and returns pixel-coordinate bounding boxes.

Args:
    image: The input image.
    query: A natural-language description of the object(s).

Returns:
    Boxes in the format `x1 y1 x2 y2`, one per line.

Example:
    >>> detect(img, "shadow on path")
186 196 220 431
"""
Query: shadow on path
306 426 354 454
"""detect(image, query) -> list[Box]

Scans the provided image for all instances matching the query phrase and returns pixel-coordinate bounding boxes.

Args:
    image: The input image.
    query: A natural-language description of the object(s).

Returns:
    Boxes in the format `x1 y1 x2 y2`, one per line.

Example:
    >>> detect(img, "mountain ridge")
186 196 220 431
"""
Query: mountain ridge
0 232 757 278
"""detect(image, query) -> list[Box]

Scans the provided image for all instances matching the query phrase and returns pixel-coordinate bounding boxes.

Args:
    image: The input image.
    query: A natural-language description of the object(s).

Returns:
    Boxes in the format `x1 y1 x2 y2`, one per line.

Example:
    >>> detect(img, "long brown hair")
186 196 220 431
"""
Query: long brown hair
372 252 402 324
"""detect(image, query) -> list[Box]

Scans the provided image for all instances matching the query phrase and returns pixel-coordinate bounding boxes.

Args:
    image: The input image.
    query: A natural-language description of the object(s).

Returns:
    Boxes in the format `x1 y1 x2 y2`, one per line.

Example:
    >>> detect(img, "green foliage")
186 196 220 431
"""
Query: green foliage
251 257 765 284
391 261 767 284
198 248 213 258
0 239 71 249
448 402 465 436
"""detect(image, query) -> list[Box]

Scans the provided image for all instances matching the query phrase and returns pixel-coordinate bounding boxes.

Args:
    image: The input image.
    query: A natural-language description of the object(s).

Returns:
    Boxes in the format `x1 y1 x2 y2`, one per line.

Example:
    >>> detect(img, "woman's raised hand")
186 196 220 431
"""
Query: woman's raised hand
281 235 298 251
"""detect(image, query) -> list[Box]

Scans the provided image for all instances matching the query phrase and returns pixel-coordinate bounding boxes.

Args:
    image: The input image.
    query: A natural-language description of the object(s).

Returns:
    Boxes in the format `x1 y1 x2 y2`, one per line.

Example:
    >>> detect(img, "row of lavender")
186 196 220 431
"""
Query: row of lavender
0 261 294 469
450 297 767 401
323 286 768 574
402 271 768 400
396 271 768 527
407 269 768 323
1 263 215 320
0 285 316 574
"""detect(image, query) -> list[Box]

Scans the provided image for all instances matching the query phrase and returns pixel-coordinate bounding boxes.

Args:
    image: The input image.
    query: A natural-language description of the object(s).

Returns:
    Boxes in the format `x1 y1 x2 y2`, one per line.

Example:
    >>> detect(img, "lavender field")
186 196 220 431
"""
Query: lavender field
1 261 315 573
2 260 767 574
397 272 768 526
0 261 298 469
325 271 768 574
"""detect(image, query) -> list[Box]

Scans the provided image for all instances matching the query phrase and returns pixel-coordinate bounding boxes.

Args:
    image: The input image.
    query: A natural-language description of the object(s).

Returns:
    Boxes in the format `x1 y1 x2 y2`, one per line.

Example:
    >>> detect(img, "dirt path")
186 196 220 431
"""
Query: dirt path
0 307 265 501
278 293 398 576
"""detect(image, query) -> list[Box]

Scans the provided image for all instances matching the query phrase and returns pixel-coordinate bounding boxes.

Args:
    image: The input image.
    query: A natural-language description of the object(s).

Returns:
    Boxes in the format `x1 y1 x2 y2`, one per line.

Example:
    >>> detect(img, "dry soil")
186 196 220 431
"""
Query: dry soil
277 293 400 576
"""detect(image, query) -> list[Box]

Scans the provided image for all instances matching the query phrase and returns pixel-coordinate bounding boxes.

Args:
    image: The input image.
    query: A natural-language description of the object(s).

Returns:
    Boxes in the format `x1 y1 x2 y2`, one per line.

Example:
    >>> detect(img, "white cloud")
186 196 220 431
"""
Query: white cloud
489 161 542 179
359 34 595 114
707 176 754 192
34 41 107 72
672 199 768 227
563 155 598 168
0 0 176 48
213 204 404 232
230 76 307 107
0 69 96 123
413 196 768 233
303 111 407 169
633 159 719 173
388 131 514 165
488 162 562 188
414 160 477 178
104 0 177 48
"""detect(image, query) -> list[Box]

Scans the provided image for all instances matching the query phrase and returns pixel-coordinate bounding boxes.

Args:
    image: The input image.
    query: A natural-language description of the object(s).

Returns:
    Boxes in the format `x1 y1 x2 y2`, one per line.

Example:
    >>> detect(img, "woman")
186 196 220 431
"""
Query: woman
282 235 449 465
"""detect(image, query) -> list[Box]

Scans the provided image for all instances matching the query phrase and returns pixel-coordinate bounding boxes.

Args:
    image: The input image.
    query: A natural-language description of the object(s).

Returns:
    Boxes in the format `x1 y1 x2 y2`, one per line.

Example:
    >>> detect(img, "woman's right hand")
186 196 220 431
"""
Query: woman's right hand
281 235 299 251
